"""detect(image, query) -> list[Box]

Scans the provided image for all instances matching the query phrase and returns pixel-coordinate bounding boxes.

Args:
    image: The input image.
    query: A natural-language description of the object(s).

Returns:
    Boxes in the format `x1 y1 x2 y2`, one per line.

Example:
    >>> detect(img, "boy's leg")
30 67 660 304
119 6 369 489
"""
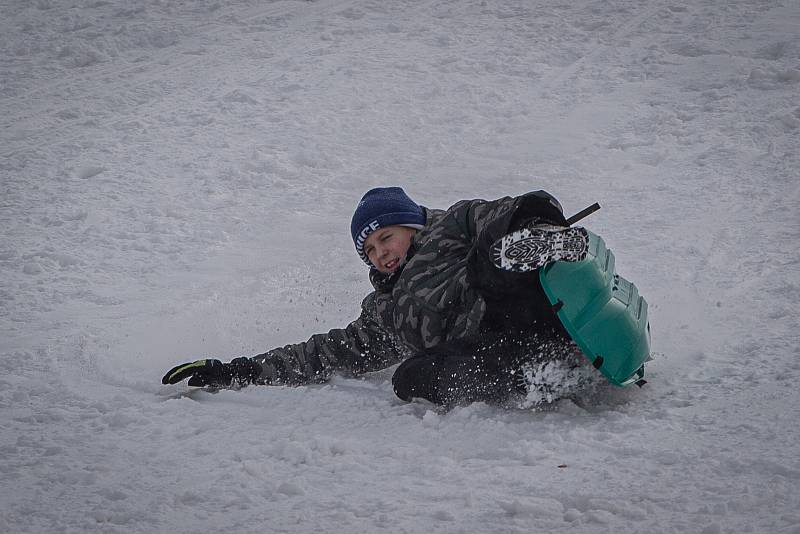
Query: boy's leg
392 328 578 406
392 344 517 406
391 354 444 404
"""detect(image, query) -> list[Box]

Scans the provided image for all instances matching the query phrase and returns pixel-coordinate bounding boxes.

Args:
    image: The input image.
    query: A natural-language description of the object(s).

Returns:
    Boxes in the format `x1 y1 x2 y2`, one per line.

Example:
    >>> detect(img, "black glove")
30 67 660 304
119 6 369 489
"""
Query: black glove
508 191 568 230
161 357 262 387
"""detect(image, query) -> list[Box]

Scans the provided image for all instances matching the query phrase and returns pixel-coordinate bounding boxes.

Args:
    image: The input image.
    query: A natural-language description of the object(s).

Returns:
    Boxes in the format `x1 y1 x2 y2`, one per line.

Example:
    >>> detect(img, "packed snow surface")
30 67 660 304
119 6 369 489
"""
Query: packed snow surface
2 0 799 532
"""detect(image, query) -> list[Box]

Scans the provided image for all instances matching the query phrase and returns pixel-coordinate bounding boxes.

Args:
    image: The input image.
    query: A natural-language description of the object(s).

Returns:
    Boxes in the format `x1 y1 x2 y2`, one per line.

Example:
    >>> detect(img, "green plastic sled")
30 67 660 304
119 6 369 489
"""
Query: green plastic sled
539 230 651 386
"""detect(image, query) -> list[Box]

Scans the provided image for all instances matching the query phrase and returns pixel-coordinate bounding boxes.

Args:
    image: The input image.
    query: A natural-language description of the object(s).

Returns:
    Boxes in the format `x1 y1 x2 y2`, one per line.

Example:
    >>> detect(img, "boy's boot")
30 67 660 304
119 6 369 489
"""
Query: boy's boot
490 224 589 272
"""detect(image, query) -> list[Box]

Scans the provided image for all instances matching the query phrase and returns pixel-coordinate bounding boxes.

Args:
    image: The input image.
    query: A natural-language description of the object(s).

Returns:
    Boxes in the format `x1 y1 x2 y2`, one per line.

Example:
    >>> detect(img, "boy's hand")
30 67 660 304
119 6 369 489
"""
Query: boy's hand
161 358 262 387
162 359 228 386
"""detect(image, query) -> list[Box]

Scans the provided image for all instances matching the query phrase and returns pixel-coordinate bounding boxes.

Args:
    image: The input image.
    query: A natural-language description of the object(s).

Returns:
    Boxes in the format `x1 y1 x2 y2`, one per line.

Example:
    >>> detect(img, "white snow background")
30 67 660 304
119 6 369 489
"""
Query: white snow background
2 0 799 532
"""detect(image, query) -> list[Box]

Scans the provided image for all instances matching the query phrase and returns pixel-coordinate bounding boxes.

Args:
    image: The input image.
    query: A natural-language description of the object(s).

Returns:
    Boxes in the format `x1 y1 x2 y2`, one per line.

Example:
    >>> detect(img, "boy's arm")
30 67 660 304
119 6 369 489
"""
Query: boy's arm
251 292 405 385
455 189 568 241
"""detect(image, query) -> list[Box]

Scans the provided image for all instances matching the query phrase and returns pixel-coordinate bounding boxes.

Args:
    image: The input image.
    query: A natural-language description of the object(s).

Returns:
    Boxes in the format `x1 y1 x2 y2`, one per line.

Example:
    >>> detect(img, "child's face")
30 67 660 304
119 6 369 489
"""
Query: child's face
364 226 417 274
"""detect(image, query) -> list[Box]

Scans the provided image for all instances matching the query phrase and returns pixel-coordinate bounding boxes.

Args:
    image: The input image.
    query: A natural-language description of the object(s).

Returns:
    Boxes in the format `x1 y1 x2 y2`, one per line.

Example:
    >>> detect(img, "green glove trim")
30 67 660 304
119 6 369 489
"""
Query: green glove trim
162 359 212 385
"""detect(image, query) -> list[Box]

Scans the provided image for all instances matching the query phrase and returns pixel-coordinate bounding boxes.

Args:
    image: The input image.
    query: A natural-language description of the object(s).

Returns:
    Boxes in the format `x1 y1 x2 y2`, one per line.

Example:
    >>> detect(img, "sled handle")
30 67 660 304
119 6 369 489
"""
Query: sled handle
566 202 601 226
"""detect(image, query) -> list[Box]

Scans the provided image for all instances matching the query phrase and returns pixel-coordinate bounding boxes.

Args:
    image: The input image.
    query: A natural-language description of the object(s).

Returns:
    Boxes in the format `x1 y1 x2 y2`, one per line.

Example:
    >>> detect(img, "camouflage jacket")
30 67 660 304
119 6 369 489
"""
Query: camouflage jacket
252 190 567 385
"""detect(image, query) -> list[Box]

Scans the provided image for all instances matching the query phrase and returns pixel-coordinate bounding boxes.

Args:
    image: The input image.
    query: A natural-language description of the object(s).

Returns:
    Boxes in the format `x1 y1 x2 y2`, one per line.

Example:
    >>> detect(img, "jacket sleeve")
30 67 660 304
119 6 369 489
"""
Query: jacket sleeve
457 189 567 243
250 292 406 385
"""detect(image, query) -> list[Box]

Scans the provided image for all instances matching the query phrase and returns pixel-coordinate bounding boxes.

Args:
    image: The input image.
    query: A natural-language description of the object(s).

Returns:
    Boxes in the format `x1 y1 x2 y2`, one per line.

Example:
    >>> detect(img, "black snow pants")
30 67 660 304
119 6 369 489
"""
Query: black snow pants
391 325 573 406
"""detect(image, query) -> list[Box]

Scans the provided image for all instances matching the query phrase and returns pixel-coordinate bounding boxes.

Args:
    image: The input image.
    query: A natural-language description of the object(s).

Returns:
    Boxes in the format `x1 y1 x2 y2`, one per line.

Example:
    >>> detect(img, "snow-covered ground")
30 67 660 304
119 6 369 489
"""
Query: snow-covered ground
2 0 799 532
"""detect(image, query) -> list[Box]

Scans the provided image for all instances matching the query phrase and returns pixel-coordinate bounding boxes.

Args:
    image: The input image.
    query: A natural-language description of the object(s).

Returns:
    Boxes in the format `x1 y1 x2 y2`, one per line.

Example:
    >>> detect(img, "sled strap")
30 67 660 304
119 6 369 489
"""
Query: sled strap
566 202 601 226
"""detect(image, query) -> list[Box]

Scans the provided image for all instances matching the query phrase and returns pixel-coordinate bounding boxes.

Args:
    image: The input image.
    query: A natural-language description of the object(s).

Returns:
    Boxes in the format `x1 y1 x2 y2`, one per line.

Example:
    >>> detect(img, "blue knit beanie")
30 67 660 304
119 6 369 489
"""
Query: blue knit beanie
350 187 426 265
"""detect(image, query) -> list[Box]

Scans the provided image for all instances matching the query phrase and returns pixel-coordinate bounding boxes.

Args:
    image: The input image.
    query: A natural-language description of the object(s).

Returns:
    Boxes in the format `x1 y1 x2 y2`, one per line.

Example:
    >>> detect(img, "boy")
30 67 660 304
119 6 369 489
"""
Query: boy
163 187 588 405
